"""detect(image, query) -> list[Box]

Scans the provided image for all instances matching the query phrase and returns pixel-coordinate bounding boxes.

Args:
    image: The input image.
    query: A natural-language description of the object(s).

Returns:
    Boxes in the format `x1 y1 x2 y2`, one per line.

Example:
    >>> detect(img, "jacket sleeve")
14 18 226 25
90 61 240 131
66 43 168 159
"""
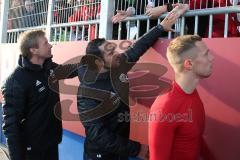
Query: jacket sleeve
122 24 165 64
1 78 27 160
52 62 80 80
82 118 141 157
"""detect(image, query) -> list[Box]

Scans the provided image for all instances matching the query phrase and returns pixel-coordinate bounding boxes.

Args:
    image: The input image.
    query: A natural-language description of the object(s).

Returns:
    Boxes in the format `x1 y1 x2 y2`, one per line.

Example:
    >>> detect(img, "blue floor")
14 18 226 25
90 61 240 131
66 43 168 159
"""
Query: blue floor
0 128 140 160
60 130 140 160
0 105 6 145
59 130 85 160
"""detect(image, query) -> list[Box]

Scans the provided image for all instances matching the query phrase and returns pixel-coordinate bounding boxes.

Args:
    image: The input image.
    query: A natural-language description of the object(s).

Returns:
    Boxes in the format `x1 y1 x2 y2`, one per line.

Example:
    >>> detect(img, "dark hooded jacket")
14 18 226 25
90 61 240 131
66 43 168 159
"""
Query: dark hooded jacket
1 55 79 160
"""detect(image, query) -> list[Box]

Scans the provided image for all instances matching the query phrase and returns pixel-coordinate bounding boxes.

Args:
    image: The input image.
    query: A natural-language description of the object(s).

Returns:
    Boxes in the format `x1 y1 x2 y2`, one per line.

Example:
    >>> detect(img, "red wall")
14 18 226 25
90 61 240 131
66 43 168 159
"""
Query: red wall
0 38 240 160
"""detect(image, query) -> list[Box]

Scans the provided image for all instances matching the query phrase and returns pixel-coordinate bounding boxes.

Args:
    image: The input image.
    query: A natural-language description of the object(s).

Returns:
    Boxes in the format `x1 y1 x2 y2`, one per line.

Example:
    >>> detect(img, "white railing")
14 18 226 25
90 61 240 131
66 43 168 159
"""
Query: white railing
118 6 240 39
1 0 103 43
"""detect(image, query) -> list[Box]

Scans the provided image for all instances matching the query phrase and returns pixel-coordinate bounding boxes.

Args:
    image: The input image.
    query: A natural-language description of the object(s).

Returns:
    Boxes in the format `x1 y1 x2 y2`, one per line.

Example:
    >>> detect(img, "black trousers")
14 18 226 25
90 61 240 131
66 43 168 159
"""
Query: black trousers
26 145 59 160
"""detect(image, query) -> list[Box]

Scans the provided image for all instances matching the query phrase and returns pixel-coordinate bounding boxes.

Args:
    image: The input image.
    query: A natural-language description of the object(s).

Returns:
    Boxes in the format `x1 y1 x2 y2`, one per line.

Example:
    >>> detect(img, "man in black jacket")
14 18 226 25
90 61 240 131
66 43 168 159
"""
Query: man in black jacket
1 30 79 160
77 4 188 160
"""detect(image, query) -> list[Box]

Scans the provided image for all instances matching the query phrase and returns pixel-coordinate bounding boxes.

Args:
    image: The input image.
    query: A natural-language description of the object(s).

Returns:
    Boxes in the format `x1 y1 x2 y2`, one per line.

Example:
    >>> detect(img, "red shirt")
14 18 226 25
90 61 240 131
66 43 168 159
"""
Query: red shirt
149 81 205 160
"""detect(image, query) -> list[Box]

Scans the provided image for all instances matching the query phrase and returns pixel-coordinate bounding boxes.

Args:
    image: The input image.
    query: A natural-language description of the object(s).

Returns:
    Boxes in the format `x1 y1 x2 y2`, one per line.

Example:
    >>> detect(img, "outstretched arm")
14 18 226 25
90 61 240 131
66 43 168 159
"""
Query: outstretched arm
146 3 189 19
51 62 80 80
145 5 169 19
123 5 188 64
112 7 135 24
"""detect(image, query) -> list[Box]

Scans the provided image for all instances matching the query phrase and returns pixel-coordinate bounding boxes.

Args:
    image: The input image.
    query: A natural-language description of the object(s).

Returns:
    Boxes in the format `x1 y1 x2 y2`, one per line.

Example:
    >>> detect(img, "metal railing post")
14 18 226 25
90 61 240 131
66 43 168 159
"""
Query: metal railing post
99 0 114 39
46 0 55 41
0 0 9 43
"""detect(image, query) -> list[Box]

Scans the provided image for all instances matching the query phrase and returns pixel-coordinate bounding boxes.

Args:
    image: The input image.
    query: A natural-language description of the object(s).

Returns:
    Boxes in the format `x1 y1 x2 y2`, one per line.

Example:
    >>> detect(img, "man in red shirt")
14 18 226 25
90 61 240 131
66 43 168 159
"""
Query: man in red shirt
149 35 215 160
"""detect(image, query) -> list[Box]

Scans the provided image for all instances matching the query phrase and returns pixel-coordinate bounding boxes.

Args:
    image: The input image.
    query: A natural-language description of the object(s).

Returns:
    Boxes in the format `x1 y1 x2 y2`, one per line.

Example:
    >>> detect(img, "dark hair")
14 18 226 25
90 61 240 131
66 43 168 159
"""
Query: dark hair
86 38 106 57
81 38 106 70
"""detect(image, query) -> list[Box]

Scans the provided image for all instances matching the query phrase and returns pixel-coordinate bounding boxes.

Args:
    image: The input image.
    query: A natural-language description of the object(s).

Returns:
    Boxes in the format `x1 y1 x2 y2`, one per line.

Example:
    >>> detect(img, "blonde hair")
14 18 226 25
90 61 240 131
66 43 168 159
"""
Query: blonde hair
167 35 202 71
18 30 45 59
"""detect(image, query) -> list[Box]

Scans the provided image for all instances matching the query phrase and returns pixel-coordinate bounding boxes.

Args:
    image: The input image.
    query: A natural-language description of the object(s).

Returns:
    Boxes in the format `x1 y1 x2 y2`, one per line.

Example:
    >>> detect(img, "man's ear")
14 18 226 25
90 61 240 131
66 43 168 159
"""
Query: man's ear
95 59 104 68
29 48 36 55
183 59 193 70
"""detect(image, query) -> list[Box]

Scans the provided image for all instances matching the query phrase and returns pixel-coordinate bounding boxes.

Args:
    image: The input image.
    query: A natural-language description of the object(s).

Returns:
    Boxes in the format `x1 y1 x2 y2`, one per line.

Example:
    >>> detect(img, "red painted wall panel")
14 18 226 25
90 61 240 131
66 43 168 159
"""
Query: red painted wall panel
0 38 240 160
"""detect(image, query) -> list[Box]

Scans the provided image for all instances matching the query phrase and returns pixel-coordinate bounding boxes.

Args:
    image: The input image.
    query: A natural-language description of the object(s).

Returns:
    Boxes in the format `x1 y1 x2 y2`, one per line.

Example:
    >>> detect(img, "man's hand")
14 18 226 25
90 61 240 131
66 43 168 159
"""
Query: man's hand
112 10 129 24
160 4 189 32
145 6 167 19
112 7 135 24
171 3 189 18
137 144 149 160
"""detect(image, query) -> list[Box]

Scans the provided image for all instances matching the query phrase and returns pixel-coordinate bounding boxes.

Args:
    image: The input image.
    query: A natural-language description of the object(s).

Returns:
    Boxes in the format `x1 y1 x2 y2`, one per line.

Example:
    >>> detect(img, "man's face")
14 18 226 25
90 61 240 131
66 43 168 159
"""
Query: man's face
192 41 214 78
25 1 34 12
32 36 53 60
99 41 122 69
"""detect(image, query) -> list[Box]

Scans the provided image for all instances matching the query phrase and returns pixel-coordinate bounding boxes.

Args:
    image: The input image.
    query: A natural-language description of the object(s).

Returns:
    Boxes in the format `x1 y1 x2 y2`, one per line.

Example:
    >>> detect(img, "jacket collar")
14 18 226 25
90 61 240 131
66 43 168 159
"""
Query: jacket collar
18 55 53 72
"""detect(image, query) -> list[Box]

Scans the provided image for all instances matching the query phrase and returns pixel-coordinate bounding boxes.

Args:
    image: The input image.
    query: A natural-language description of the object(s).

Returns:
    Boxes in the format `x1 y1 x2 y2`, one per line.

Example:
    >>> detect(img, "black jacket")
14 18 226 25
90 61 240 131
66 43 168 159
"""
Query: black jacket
77 24 165 160
1 55 78 160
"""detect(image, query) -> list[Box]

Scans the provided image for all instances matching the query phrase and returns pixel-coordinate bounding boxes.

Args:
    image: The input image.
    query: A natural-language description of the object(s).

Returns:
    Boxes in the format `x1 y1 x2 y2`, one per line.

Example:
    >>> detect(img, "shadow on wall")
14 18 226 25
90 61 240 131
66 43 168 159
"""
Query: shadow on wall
205 116 240 160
